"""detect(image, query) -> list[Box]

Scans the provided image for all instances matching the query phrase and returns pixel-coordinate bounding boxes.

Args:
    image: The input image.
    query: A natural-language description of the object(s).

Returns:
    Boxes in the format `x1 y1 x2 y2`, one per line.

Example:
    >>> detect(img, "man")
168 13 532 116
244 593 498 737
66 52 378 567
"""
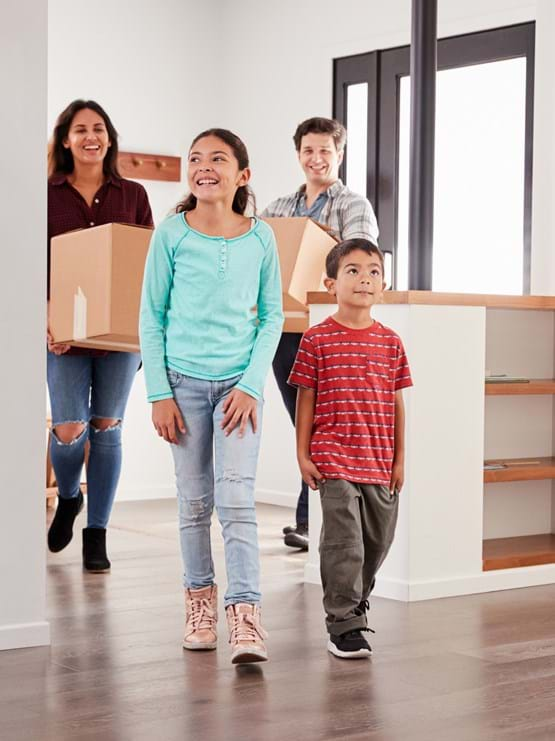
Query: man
262 117 379 550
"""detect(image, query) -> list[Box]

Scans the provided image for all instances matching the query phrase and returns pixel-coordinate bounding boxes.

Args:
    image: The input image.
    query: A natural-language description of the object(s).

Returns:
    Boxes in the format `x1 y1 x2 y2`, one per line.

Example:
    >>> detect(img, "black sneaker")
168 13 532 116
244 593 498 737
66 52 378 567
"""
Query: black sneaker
283 523 308 550
282 524 296 535
327 629 373 659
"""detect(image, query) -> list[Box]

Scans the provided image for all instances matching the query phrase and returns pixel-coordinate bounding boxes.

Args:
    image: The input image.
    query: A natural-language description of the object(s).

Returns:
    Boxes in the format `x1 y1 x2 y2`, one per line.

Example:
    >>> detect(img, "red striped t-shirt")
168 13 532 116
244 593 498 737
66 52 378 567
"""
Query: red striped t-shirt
288 316 412 485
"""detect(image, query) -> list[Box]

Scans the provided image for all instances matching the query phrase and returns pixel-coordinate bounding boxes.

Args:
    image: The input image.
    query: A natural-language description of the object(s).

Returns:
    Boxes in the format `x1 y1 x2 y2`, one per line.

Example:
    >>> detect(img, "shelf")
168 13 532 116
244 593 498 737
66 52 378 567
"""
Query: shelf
485 379 555 395
307 291 555 310
484 457 555 483
483 534 555 570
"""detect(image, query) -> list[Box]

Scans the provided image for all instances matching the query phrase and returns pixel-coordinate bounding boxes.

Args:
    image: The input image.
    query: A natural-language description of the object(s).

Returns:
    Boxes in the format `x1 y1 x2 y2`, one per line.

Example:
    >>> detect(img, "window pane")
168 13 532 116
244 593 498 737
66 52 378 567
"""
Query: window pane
397 58 526 293
346 83 368 196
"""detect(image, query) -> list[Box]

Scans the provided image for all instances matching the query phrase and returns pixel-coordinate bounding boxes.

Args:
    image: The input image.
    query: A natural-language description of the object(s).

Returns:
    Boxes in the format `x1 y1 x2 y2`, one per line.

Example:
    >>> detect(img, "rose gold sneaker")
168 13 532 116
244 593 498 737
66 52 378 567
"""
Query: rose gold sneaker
183 585 218 650
226 603 268 664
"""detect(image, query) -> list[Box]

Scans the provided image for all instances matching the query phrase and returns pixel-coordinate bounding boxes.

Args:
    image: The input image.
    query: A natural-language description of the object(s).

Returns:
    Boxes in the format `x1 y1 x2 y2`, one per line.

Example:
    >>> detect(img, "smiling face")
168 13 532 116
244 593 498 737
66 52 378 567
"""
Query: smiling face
325 248 385 310
298 132 343 190
63 108 111 168
187 135 250 206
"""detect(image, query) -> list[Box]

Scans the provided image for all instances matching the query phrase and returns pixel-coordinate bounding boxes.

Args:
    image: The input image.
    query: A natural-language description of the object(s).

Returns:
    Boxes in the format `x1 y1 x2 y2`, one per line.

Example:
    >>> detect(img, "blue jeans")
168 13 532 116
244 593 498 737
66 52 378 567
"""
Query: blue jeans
272 332 308 525
47 350 141 528
168 370 263 606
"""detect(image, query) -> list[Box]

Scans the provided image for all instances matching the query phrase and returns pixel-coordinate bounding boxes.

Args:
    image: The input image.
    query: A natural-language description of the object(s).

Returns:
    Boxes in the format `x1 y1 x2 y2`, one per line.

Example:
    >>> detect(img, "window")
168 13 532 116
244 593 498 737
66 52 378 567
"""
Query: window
334 23 535 293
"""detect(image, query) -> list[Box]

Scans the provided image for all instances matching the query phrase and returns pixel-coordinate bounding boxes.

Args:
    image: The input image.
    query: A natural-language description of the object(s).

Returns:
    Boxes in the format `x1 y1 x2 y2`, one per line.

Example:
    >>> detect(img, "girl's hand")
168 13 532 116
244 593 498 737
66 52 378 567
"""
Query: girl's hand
221 388 258 438
389 460 404 495
298 456 325 490
152 398 186 444
47 327 71 355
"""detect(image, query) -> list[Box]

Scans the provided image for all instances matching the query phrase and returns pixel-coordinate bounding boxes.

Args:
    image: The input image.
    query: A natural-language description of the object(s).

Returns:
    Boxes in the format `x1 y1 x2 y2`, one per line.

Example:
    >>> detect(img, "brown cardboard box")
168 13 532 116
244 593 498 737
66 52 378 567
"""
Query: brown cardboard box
263 217 337 332
49 223 153 352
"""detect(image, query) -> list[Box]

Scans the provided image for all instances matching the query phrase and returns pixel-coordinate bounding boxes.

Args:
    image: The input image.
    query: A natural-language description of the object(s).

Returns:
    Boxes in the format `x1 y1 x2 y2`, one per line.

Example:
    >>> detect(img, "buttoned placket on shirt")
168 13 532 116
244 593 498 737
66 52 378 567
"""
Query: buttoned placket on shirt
218 239 228 280
63 179 115 228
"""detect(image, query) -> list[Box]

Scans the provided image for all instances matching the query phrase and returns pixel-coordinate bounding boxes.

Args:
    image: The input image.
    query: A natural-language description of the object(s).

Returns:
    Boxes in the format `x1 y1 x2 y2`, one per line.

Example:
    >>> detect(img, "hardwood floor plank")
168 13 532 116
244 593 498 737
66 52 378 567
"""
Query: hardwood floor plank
2 500 554 741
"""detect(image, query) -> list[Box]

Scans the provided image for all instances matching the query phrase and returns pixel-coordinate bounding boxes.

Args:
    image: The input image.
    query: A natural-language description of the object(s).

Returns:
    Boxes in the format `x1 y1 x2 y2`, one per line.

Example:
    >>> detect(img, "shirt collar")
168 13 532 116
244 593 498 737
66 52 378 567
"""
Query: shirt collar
49 173 122 189
296 178 344 199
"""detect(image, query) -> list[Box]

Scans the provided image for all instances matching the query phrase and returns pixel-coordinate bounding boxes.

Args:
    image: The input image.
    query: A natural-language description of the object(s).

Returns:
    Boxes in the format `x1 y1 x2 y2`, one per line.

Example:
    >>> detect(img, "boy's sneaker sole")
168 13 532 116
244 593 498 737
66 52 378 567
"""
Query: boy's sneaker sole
327 640 372 659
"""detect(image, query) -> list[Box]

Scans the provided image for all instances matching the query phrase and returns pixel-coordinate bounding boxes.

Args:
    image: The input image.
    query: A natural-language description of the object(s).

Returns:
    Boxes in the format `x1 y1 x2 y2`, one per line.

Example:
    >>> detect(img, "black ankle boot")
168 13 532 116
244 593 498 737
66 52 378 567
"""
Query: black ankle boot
82 527 111 572
47 490 84 553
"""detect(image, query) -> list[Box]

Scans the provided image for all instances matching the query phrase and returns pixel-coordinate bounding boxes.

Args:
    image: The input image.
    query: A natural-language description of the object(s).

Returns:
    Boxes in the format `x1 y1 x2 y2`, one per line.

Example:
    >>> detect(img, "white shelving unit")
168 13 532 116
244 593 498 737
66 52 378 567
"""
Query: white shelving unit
304 292 555 601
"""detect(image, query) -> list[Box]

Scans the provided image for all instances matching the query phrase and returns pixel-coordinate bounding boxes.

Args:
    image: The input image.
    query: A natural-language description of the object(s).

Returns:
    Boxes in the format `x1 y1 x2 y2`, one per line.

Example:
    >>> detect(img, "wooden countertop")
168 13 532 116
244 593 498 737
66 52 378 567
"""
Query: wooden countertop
306 291 555 310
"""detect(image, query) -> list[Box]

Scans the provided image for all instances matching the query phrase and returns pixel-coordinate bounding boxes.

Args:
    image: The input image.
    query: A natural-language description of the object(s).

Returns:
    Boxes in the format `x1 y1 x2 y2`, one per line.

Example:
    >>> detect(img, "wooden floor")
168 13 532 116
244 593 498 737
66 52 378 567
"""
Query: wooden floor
2 500 555 741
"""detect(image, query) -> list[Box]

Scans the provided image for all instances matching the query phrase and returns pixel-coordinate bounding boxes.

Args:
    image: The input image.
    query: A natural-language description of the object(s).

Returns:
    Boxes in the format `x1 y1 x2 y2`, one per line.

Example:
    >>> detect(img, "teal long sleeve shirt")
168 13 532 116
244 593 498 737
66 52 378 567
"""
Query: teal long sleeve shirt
139 213 284 403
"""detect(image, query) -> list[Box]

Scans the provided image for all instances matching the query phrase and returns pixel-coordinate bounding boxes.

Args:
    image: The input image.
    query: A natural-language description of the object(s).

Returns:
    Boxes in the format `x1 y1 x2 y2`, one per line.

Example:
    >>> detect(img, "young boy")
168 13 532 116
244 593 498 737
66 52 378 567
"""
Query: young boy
288 239 412 659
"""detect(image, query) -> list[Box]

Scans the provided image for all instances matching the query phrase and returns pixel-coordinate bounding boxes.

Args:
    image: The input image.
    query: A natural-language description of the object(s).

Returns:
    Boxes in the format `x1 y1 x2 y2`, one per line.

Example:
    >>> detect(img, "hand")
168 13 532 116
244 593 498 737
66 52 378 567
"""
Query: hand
221 388 258 438
47 327 71 355
298 455 325 490
389 460 404 494
152 398 186 444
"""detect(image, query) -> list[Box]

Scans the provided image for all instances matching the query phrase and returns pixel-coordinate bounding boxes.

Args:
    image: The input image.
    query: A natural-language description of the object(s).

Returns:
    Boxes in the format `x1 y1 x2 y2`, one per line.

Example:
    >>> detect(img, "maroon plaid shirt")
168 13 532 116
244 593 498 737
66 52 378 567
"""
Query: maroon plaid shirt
48 174 153 354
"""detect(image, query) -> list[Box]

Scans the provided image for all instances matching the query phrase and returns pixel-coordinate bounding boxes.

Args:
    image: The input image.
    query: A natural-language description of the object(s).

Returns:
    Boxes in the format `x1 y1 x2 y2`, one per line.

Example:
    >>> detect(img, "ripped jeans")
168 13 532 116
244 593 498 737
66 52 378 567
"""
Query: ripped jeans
168 370 263 606
47 350 141 528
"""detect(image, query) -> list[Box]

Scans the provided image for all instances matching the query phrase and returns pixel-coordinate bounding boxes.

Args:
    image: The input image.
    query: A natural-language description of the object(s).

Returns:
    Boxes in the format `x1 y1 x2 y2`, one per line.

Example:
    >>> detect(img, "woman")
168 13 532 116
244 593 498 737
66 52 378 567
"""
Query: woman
47 99 153 572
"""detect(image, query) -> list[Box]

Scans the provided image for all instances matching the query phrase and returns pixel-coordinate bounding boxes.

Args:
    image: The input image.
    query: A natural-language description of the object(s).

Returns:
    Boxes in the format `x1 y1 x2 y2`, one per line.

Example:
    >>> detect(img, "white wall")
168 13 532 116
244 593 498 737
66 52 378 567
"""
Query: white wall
0 0 50 649
47 0 223 502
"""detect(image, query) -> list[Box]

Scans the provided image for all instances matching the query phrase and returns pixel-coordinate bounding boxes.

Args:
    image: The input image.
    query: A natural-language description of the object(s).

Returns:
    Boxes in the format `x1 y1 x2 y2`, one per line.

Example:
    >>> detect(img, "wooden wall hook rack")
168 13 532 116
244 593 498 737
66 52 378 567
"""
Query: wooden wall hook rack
118 151 181 182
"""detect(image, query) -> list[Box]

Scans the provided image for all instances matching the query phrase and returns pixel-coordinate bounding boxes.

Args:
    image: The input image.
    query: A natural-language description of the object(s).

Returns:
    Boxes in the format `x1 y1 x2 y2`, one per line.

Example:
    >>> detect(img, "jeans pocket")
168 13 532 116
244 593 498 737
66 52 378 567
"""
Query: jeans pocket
319 480 345 499
167 369 183 389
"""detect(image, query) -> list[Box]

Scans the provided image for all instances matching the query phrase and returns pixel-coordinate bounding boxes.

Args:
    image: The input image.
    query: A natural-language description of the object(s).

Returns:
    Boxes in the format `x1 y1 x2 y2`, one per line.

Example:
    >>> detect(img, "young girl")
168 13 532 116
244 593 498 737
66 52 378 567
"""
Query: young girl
139 129 283 664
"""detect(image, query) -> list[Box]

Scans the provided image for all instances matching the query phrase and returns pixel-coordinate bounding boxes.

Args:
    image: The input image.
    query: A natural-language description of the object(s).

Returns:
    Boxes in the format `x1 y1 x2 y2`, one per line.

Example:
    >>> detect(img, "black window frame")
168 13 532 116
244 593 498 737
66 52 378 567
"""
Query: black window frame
333 22 535 293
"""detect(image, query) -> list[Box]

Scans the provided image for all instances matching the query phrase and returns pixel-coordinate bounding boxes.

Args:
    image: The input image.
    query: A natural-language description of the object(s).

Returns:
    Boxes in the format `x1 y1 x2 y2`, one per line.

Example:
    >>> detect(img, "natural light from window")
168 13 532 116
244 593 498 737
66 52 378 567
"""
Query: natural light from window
346 83 368 198
396 58 526 293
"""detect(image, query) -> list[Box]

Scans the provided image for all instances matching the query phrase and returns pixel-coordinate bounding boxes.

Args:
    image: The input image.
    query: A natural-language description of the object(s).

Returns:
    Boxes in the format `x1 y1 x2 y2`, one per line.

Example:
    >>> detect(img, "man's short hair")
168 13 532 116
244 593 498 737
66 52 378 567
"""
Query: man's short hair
326 239 384 279
293 117 347 152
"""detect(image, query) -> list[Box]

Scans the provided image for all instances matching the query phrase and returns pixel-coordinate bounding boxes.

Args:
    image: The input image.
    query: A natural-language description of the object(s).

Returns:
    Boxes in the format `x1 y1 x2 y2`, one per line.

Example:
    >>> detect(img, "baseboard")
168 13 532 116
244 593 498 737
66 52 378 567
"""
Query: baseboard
402 564 555 601
0 621 50 651
306 564 555 602
116 485 175 502
304 562 320 585
254 488 297 508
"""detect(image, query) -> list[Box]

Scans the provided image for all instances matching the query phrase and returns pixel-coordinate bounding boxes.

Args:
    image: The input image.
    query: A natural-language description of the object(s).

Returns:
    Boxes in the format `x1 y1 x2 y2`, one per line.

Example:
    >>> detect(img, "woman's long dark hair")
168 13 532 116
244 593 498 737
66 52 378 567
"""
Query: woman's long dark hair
176 128 256 216
48 99 120 179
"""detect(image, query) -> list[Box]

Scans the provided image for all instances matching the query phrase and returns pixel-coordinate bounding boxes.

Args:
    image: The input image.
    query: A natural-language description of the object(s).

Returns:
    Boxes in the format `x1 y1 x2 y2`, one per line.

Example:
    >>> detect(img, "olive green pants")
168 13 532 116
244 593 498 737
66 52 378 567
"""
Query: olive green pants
319 479 399 636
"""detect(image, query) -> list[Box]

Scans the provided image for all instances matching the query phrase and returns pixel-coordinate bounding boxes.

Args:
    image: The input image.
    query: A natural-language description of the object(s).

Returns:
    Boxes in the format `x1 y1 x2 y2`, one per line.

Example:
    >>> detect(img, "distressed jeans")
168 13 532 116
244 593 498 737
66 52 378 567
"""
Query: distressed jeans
47 350 141 528
168 370 263 606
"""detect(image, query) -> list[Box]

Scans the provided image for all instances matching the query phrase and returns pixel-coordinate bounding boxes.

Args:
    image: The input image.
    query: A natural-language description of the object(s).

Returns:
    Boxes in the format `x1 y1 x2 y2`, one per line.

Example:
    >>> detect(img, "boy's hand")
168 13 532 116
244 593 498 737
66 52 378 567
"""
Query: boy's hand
152 398 186 444
389 460 404 495
298 456 325 490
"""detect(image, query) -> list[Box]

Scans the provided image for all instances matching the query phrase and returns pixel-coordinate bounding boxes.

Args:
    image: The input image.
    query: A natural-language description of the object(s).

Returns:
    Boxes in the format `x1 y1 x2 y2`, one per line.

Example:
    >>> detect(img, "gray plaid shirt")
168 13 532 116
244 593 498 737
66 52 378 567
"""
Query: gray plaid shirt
261 179 379 243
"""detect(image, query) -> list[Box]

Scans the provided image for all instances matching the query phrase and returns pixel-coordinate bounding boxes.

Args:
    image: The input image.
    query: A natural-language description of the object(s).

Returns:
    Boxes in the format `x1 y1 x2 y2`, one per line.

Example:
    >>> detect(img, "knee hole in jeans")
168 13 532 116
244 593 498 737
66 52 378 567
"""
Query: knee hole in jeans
51 422 87 445
90 418 121 433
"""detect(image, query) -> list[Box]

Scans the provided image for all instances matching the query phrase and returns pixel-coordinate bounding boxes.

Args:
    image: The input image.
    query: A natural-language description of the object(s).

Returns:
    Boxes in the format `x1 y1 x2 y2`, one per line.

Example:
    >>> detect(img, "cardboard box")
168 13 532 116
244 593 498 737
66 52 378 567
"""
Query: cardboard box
263 217 337 332
50 223 153 352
